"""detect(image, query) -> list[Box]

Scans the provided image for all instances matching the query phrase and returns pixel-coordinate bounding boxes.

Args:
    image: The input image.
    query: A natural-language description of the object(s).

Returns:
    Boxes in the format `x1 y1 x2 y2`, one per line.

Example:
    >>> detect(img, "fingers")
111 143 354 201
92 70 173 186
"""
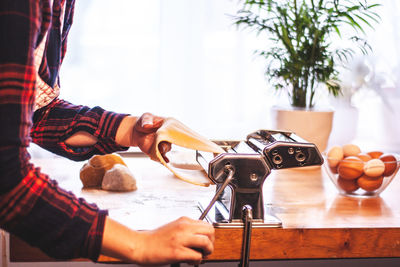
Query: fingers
137 113 164 133
176 217 215 257
177 234 213 266
158 141 171 163
184 218 215 242
180 247 204 266
188 235 214 256
132 113 166 157
176 237 212 265
196 223 215 244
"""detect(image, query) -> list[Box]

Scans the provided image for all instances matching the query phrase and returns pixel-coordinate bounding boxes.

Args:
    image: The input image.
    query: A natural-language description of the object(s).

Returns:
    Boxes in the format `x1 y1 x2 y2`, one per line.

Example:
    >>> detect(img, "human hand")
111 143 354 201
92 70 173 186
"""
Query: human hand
135 216 215 266
132 112 171 162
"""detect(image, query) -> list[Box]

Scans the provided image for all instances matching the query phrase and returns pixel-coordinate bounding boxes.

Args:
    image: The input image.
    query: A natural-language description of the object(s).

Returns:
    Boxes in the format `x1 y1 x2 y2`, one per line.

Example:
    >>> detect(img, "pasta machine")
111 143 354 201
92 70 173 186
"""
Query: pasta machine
196 129 324 228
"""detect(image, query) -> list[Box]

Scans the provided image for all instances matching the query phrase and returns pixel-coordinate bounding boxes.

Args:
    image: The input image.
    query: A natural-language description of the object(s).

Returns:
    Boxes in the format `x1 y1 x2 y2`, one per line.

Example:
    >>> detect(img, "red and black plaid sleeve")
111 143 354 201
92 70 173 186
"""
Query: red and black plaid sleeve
31 98 129 161
0 0 110 261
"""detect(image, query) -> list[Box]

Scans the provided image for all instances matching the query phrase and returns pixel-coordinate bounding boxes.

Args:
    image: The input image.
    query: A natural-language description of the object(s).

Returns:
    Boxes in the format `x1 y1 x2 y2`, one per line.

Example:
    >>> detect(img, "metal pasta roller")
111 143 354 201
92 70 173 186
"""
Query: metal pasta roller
196 129 323 228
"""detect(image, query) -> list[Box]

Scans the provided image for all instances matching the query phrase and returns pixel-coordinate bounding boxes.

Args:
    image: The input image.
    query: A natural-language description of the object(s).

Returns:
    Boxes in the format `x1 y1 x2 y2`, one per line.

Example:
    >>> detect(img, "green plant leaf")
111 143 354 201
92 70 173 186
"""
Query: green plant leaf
231 0 381 108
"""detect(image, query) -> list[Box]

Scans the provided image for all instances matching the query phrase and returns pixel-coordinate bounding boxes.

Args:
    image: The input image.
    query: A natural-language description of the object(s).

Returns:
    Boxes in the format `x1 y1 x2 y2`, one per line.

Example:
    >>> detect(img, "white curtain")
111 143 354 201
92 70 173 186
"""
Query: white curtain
61 0 272 140
60 0 400 148
345 0 400 150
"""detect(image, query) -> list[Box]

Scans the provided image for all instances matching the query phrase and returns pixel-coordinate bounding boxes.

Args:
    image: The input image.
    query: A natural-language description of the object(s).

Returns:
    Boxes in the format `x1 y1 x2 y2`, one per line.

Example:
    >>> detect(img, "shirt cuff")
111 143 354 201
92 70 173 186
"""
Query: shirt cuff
83 210 109 262
92 110 130 154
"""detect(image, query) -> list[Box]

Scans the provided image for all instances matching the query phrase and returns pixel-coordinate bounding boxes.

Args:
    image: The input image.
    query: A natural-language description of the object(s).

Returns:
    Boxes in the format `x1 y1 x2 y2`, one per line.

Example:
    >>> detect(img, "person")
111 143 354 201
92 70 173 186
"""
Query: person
0 0 215 265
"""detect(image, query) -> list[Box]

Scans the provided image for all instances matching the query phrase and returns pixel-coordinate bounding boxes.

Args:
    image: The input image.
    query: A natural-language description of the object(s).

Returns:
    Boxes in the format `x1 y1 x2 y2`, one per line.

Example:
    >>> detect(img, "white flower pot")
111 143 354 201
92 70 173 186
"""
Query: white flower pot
270 106 334 152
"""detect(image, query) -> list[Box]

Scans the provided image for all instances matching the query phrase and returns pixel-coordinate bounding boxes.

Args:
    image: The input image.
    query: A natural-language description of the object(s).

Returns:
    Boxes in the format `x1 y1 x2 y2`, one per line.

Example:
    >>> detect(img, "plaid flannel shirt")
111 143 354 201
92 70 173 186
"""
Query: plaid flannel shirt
0 0 128 261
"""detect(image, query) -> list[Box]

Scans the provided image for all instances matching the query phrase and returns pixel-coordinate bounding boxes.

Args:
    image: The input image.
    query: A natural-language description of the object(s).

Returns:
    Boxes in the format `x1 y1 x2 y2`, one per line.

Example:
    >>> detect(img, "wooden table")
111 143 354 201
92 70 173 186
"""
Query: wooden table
9 153 400 262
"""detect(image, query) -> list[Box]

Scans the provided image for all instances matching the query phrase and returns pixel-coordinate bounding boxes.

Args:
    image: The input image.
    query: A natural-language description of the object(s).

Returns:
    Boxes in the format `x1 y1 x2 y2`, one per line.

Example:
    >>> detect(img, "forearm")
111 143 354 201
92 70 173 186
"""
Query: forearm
31 99 129 160
115 115 138 147
63 115 137 150
61 111 170 162
100 217 141 263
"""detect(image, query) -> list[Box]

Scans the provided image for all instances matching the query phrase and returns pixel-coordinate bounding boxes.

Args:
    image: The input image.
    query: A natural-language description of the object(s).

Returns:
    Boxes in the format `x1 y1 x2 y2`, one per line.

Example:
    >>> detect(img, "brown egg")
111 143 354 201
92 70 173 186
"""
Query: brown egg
337 156 364 180
367 151 383 159
379 154 398 177
357 175 383 192
329 165 339 174
363 159 385 177
357 153 372 162
327 145 344 168
337 176 359 193
343 144 361 157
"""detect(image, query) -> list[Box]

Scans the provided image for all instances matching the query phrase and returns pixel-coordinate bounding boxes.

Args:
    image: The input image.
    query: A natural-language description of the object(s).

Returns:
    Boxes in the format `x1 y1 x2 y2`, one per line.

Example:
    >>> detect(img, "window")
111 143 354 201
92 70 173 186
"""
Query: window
60 0 400 148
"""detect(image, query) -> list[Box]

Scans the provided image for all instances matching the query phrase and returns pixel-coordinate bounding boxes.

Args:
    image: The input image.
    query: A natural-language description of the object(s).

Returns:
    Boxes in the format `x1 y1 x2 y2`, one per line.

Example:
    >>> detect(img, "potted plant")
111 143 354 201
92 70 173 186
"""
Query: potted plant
232 0 380 151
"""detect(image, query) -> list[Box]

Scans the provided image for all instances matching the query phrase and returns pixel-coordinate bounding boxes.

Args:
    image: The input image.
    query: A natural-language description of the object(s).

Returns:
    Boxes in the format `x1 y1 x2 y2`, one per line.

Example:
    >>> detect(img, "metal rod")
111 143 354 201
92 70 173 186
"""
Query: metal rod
198 167 234 220
239 205 253 267
193 167 234 267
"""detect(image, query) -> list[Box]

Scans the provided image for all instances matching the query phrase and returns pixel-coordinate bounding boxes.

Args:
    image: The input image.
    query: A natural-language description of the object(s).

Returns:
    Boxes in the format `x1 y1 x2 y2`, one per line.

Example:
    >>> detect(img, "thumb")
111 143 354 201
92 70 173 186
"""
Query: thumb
142 116 164 129
137 113 164 132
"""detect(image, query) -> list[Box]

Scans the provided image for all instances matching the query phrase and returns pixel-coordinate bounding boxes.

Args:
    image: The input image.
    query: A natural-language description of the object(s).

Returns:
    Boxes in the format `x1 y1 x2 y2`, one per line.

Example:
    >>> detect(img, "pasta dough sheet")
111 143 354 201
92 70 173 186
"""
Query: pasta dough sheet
168 150 204 170
149 118 225 186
